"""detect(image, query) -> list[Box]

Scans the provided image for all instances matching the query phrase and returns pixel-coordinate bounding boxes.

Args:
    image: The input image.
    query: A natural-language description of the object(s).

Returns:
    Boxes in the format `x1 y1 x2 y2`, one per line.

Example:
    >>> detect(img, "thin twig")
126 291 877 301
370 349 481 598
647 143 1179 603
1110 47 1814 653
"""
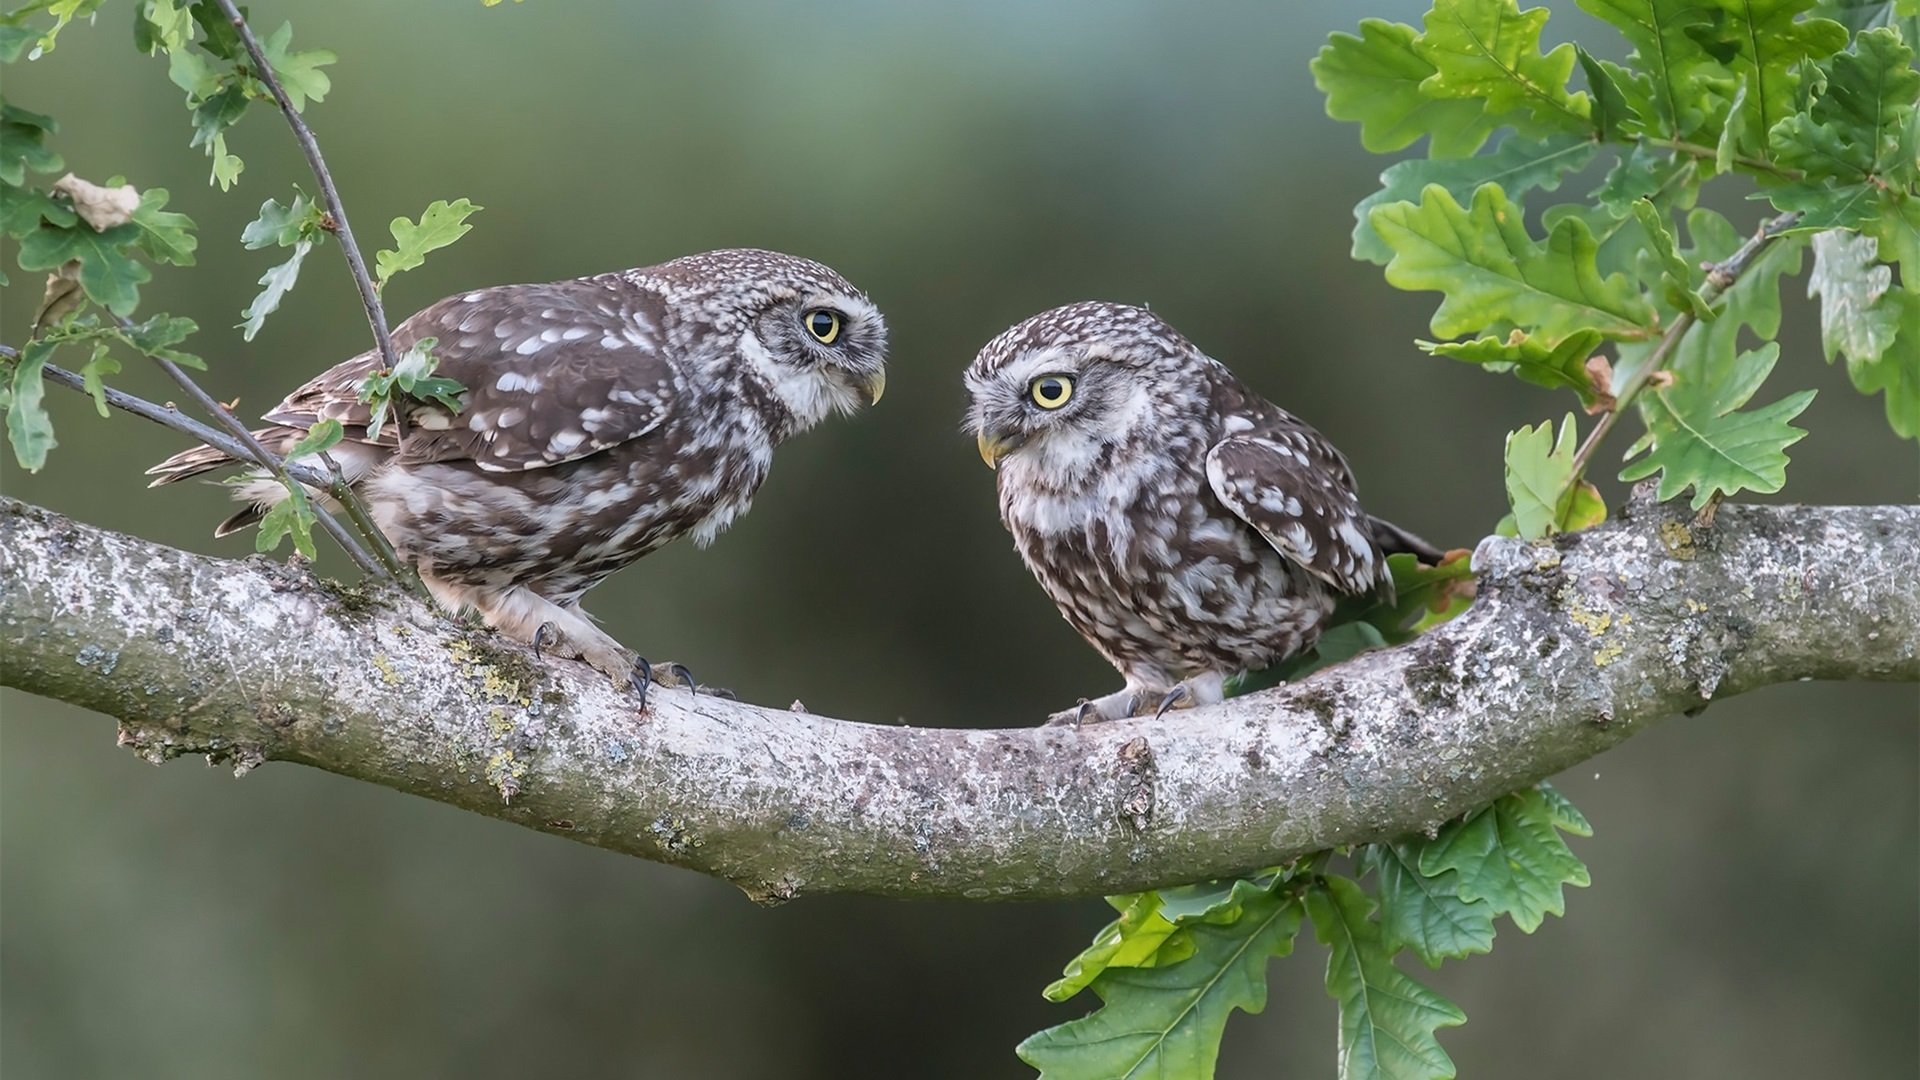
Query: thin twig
1568 210 1804 482
0 344 384 578
211 0 406 439
316 448 412 585
1652 137 1804 181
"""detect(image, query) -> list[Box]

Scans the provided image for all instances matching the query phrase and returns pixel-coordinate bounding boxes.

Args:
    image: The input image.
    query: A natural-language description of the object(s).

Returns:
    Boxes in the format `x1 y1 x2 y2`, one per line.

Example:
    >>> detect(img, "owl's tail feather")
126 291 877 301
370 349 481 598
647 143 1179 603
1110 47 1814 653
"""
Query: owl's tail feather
1368 515 1445 565
214 506 267 537
144 427 292 486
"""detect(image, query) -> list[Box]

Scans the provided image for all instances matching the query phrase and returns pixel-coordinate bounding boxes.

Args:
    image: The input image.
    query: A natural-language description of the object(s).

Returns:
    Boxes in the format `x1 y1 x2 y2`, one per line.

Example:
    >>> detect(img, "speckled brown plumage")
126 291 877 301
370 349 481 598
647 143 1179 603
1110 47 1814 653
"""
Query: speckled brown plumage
150 249 888 685
964 301 1436 724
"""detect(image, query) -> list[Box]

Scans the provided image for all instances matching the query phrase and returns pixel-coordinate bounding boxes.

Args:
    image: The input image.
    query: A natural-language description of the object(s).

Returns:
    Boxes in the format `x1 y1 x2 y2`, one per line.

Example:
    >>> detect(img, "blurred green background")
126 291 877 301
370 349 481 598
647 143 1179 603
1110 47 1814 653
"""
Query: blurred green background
2 2 1915 1077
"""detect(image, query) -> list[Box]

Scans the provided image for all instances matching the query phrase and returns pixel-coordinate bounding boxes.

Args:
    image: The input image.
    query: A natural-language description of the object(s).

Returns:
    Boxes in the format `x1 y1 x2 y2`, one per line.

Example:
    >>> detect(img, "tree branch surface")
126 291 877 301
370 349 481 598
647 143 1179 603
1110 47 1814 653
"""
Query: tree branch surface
1 495 1913 903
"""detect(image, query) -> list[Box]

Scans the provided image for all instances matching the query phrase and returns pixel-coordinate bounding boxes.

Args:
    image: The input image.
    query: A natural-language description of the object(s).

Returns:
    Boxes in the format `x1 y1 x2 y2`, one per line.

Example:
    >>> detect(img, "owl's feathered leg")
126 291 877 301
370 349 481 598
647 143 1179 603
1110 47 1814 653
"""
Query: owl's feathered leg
422 576 688 702
1045 671 1229 727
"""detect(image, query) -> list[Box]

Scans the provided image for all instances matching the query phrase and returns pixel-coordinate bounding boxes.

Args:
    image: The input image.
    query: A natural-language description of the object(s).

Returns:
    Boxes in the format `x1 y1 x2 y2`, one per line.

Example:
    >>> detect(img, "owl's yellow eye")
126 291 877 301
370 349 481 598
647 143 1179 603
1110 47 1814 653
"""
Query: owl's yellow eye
1029 374 1075 409
804 309 842 345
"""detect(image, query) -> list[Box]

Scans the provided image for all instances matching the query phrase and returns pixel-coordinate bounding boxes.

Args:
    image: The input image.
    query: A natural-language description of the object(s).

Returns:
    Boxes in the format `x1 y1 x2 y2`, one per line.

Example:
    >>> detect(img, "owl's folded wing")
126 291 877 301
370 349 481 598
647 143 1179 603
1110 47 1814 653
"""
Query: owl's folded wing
264 277 679 474
1203 432 1387 597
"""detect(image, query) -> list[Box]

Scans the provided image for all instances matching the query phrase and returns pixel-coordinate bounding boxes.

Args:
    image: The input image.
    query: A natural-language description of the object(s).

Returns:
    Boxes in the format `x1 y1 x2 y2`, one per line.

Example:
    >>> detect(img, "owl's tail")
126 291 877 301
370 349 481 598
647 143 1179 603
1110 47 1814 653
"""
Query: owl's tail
1368 515 1445 565
145 427 379 538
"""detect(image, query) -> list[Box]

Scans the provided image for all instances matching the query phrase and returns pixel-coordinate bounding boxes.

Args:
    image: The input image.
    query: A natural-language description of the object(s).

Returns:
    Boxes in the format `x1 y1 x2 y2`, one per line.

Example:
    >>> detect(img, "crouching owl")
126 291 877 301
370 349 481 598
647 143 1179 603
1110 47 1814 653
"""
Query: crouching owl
964 301 1437 725
150 249 888 697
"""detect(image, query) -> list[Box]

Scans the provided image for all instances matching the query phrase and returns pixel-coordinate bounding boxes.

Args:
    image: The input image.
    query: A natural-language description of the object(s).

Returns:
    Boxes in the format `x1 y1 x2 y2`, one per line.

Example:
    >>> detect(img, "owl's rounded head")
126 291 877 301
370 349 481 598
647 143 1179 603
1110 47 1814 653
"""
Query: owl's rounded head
964 301 1210 479
642 248 889 424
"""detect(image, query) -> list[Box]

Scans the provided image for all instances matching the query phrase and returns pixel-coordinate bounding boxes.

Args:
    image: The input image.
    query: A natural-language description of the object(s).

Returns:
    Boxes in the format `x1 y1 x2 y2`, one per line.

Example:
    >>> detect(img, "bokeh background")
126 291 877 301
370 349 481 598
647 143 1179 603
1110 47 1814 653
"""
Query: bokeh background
3 2 1915 1077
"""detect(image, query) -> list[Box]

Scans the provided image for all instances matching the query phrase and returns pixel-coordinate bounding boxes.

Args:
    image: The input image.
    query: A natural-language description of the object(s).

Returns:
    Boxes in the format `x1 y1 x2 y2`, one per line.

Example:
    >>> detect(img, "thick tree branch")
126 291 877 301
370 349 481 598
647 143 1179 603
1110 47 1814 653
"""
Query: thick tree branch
1 495 1913 903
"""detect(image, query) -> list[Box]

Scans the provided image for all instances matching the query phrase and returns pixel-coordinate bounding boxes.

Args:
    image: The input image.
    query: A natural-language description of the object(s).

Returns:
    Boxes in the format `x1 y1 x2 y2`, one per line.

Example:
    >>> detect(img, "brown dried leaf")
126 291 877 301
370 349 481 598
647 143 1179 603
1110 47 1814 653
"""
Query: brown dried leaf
52 173 140 231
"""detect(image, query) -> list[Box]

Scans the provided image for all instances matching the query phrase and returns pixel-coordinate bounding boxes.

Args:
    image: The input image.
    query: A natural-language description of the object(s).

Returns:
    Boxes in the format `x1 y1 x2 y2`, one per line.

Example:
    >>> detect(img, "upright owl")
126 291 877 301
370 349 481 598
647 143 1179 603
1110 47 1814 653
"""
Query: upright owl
964 302 1437 725
150 249 888 697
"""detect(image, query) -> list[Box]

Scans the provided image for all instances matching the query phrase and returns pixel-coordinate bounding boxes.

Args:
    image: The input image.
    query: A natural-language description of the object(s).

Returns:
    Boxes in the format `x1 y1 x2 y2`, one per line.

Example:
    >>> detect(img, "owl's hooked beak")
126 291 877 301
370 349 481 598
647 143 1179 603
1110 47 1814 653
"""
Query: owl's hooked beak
860 369 886 407
976 429 1028 470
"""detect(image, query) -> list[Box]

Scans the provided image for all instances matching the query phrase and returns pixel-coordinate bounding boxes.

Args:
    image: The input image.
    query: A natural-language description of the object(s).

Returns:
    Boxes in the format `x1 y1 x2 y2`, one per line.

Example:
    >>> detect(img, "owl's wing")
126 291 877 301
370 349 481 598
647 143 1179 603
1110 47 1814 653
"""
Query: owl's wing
1204 430 1387 597
262 276 677 473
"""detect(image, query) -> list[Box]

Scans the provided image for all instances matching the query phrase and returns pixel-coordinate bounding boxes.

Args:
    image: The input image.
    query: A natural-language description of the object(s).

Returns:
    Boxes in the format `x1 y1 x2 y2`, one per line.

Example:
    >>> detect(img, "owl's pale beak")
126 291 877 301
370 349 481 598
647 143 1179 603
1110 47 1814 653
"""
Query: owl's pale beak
976 430 1027 470
859 369 886 406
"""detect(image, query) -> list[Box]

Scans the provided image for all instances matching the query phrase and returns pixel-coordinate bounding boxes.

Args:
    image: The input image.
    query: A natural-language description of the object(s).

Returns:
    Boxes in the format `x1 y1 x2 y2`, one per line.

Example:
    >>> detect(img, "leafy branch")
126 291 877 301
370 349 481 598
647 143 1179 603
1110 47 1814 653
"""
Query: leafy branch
204 0 403 406
1569 209 1804 490
1025 3 1919 1077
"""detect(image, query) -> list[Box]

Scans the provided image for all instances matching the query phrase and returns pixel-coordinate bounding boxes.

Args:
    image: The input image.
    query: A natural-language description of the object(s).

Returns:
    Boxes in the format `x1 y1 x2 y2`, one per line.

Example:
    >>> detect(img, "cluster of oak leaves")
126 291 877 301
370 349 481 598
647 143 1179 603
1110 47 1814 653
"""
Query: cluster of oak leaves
1 1 1915 1077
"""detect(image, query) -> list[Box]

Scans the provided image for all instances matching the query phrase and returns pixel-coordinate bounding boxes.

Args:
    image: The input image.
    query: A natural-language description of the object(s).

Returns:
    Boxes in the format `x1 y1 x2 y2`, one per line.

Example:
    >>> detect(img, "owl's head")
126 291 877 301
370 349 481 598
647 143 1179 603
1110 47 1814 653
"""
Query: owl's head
646 248 889 427
964 301 1208 481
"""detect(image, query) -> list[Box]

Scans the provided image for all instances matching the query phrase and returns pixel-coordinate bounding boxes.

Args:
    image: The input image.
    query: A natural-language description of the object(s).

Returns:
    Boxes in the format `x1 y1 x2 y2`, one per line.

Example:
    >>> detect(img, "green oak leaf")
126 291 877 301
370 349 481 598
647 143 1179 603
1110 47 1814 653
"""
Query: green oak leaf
1423 327 1608 404
1575 0 1728 139
1864 191 1920 290
1811 0 1920 33
284 418 345 461
240 239 313 341
20 0 102 56
1503 413 1605 539
256 486 319 560
78 341 119 418
129 187 196 266
116 313 201 368
1632 198 1714 318
1536 781 1594 837
0 102 64 185
1419 787 1591 933
1808 229 1900 362
1576 45 1641 140
1416 0 1591 137
256 22 336 111
1371 183 1658 345
1622 381 1814 508
242 193 324 249
374 198 482 288
1351 131 1597 264
15 221 151 316
134 0 192 54
189 0 242 60
6 338 57 471
1312 19 1499 158
1848 289 1920 438
1768 28 1919 184
0 179 77 236
1715 76 1755 175
1361 842 1497 968
239 194 327 339
1693 0 1848 137
1308 875 1467 1080
0 24 36 63
1376 550 1477 638
1018 882 1304 1080
1619 214 1814 505
1043 891 1196 1004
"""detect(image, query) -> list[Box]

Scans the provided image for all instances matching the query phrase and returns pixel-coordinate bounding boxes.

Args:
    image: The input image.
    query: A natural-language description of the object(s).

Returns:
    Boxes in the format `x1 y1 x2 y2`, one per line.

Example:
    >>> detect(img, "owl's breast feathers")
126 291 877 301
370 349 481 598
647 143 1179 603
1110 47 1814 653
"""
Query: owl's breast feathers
1002 366 1384 680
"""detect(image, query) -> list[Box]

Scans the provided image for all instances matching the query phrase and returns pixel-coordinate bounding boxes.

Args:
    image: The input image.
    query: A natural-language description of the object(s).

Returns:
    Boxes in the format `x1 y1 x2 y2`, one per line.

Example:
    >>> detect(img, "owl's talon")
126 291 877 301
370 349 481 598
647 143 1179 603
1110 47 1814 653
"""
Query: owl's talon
531 621 557 658
1151 684 1195 720
627 657 654 711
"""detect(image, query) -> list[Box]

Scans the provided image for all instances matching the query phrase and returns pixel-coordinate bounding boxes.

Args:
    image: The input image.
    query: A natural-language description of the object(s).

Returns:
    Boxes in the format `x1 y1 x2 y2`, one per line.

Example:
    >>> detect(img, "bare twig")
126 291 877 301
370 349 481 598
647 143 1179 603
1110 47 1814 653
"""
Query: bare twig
1568 210 1803 483
211 0 406 439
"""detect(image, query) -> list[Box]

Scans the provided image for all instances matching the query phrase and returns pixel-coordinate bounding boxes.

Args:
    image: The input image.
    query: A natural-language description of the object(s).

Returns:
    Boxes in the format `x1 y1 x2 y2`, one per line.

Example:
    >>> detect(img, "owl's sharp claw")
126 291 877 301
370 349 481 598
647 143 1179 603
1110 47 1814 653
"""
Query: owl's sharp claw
627 657 654 711
663 662 696 691
532 621 557 658
1152 684 1195 720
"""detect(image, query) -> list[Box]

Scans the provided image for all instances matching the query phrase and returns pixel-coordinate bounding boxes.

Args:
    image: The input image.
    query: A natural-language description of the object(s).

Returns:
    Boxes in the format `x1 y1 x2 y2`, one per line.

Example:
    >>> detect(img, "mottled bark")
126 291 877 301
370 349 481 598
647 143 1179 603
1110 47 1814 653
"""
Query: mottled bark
1 494 1914 902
